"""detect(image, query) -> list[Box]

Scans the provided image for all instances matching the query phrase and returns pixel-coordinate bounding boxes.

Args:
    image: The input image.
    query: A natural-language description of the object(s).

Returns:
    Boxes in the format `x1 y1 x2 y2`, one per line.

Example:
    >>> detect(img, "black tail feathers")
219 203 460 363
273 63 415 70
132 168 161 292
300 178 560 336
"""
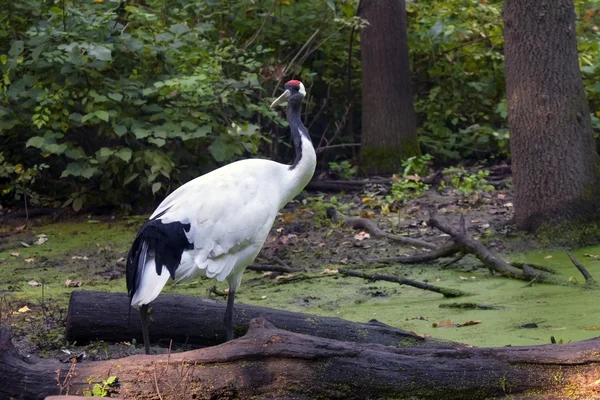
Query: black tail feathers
125 214 193 301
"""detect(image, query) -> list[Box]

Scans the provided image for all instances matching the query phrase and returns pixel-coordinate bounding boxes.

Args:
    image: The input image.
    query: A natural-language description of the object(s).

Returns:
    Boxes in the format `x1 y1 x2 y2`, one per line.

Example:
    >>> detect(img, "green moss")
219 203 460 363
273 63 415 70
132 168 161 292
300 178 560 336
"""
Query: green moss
536 218 600 247
360 140 421 174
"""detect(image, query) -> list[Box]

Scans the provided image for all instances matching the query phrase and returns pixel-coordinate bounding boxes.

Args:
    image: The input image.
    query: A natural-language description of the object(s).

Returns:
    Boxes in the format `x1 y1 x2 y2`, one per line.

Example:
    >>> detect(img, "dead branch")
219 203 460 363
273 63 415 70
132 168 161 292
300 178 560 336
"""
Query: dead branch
363 243 461 264
509 262 557 274
328 208 437 249
427 214 564 284
247 264 302 273
339 269 468 298
566 251 596 284
440 251 466 268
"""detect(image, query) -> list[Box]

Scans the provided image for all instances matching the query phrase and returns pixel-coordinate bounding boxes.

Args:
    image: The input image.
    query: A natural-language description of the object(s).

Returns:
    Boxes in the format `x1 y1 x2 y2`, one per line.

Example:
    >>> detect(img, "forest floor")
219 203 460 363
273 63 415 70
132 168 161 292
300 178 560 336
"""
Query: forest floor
1 166 600 364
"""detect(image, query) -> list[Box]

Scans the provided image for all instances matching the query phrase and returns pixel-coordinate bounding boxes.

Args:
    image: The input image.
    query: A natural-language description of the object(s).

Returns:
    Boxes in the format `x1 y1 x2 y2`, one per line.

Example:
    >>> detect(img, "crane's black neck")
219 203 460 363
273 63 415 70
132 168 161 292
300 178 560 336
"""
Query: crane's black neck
286 100 312 170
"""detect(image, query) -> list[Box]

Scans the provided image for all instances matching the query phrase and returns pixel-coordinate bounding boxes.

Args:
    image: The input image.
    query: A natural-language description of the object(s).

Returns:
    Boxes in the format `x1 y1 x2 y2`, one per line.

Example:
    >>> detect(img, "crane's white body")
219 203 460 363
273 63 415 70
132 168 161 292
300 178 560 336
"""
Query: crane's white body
130 134 316 307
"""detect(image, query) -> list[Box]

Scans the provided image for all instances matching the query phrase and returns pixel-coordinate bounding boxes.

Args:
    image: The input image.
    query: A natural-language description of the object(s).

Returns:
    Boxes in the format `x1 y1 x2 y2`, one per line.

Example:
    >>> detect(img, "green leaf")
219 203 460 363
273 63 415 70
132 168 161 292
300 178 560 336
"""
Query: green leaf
114 125 128 137
81 113 95 123
72 197 83 212
169 24 190 36
148 137 166 147
108 92 123 102
428 20 443 38
152 182 162 194
94 110 110 122
97 147 114 158
105 376 117 385
325 0 335 11
61 163 83 178
26 137 45 148
133 128 150 139
88 45 112 61
65 148 86 160
115 148 132 162
124 173 139 186
8 40 24 57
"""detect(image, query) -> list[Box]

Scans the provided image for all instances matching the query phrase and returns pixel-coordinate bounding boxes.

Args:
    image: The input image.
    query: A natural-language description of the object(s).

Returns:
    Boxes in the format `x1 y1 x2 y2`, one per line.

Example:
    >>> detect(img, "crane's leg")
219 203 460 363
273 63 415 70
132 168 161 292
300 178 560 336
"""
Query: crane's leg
224 290 236 341
140 304 150 354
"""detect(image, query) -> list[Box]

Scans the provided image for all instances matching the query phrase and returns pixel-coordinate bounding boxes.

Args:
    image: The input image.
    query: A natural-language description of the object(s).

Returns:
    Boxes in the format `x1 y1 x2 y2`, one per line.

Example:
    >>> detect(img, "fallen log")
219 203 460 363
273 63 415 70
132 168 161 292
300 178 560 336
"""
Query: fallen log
5 317 600 400
65 290 448 349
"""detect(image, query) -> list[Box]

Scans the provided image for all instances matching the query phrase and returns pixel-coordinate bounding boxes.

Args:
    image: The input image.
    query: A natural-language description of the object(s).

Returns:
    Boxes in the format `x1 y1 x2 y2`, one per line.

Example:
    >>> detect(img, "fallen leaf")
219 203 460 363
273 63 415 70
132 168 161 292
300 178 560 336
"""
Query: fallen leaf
65 279 83 288
359 210 376 219
435 320 454 328
260 295 267 300
544 255 553 259
20 242 31 248
276 227 284 233
323 269 338 274
275 273 294 281
585 326 600 331
15 224 26 232
459 276 469 280
361 197 372 203
24 258 35 263
391 174 399 182
71 255 89 260
405 174 421 182
28 280 40 287
18 305 30 313
283 214 295 223
471 219 481 223
504 202 513 207
436 277 441 282
354 231 370 241
317 242 326 248
10 252 20 257
497 194 506 199
35 237 48 245
584 253 600 259
262 271 273 277
550 327 567 331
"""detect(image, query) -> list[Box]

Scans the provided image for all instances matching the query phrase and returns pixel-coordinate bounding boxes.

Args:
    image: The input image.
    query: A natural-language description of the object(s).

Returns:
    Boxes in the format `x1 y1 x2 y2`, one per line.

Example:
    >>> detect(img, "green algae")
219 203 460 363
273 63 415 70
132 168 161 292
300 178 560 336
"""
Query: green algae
1 220 600 349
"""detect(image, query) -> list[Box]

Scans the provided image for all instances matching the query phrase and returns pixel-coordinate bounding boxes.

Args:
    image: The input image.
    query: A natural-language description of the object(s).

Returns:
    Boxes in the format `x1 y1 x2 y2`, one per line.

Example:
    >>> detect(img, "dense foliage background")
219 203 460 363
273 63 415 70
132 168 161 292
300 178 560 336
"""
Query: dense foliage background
1 0 599 211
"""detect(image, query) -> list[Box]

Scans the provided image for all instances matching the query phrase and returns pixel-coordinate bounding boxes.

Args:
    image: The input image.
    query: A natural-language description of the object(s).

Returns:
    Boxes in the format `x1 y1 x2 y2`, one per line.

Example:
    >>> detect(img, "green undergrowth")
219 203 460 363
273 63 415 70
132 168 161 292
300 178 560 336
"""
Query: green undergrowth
1 220 600 349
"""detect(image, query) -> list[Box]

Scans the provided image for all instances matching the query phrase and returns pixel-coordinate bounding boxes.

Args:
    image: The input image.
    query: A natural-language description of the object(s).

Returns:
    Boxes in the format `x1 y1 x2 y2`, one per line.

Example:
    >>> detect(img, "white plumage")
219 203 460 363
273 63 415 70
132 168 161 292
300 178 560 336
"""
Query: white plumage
126 80 315 353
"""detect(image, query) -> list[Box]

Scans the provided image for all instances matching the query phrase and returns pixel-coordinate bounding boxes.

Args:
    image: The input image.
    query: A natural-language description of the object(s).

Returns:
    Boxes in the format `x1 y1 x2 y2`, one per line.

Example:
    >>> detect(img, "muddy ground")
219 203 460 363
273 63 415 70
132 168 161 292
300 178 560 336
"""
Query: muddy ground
1 167 600 366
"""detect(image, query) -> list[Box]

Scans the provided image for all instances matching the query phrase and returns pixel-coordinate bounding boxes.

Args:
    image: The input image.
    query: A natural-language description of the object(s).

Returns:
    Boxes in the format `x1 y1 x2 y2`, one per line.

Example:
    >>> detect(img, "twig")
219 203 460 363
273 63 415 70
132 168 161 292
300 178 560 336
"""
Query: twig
247 264 301 273
328 208 437 250
566 251 595 284
339 269 467 298
242 0 277 50
154 364 164 400
363 244 460 264
316 143 361 154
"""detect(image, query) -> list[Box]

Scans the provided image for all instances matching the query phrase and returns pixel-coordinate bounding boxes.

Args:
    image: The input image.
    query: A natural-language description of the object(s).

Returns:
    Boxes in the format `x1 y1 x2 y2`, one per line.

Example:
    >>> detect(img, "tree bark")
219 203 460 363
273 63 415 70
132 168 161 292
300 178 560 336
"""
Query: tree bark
65 291 450 349
504 0 600 233
4 318 600 400
359 0 420 174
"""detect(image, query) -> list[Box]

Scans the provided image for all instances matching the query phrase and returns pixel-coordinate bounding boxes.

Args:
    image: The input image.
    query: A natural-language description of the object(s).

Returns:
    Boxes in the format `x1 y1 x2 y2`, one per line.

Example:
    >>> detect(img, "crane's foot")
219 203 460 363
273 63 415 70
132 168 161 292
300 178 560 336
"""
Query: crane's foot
224 290 236 341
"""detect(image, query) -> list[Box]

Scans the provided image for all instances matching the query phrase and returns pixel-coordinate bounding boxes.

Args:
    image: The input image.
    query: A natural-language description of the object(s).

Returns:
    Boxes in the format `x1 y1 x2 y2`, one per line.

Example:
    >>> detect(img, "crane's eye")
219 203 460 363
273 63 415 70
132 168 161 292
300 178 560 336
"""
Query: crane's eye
290 86 299 92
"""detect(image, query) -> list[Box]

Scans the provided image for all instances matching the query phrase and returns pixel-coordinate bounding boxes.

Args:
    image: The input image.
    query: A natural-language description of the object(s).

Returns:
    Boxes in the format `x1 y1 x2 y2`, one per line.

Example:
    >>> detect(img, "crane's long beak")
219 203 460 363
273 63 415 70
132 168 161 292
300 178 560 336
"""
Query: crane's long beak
270 89 291 108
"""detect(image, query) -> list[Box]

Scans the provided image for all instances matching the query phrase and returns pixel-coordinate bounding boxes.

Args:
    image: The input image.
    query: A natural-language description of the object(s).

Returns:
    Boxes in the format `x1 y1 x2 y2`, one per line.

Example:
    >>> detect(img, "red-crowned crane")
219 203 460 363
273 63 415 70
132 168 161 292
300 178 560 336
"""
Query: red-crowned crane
126 80 315 354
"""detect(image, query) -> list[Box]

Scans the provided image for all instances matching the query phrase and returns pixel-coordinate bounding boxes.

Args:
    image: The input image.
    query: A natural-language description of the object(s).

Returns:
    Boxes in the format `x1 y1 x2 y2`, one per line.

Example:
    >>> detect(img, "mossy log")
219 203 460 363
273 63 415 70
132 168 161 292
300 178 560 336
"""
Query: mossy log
4 317 600 400
65 290 445 349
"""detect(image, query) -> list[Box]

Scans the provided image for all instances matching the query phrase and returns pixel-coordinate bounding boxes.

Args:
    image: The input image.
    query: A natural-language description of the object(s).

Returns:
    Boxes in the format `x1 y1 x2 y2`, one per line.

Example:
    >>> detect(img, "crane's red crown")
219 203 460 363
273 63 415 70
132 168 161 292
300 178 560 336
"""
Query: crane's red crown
286 80 302 87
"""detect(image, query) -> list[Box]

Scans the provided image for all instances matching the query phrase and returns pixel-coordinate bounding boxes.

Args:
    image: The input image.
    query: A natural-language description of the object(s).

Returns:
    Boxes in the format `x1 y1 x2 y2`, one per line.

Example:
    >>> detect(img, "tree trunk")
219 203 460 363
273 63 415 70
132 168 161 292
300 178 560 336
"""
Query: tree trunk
4 318 600 400
65 291 449 349
504 0 600 234
359 0 420 174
